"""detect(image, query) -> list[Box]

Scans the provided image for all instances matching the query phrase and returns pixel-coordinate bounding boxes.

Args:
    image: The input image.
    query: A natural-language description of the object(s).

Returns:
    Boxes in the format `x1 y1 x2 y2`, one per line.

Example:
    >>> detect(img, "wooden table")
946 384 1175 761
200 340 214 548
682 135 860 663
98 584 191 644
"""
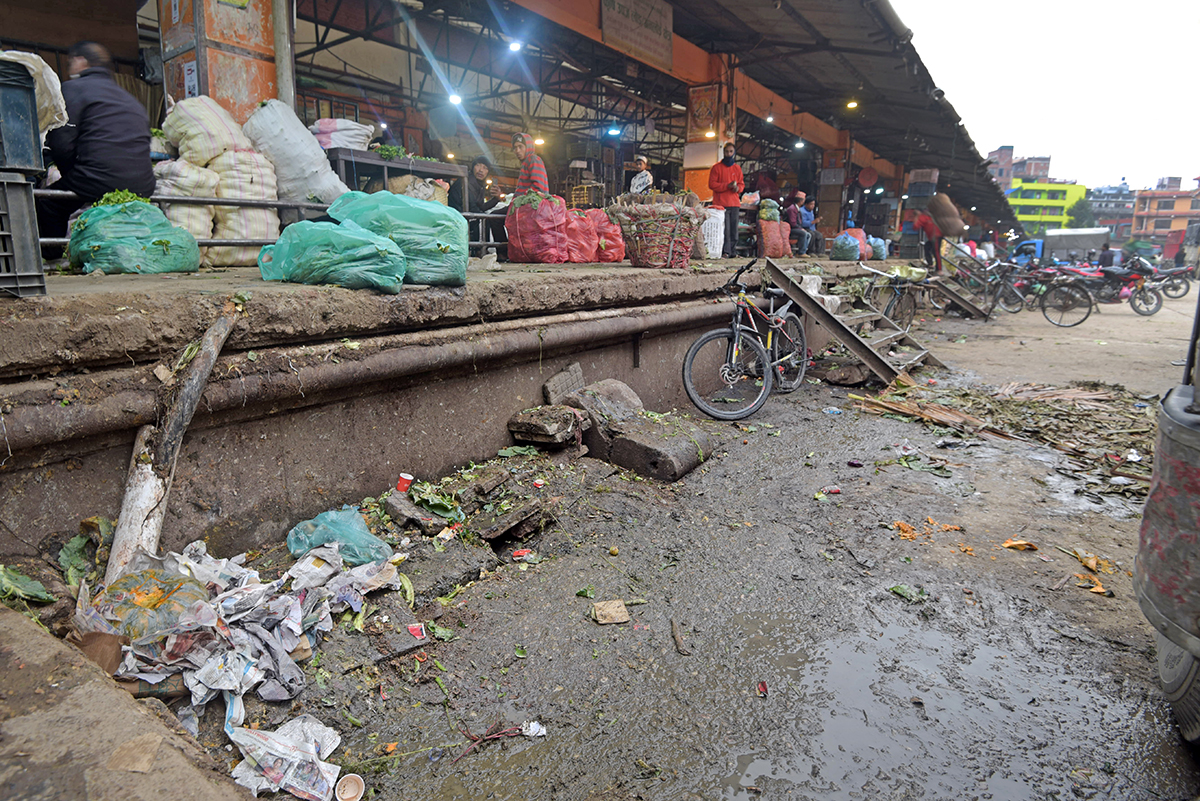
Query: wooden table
325 148 470 212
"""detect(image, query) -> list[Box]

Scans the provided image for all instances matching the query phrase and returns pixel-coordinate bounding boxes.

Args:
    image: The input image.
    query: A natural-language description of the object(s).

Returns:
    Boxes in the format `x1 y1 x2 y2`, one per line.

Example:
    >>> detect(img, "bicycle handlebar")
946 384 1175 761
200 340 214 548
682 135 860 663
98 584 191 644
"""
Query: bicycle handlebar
723 259 758 290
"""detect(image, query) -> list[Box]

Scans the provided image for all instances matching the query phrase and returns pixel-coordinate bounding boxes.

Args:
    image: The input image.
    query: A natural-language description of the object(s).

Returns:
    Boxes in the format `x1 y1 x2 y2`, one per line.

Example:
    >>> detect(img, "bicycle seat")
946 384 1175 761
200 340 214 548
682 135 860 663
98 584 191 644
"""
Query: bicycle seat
763 287 786 298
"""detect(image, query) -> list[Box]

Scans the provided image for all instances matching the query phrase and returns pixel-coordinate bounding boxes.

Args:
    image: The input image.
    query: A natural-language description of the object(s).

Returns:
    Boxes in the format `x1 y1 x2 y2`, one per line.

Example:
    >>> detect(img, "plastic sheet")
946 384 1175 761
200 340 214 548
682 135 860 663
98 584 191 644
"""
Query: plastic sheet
505 192 569 264
285 508 392 567
258 220 407 294
869 235 888 260
326 191 468 286
68 201 200 274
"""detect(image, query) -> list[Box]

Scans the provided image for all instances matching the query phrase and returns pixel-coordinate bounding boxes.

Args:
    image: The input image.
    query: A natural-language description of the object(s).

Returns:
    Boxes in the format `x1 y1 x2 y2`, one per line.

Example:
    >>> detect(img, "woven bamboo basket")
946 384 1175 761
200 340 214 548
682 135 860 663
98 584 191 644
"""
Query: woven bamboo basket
607 195 703 269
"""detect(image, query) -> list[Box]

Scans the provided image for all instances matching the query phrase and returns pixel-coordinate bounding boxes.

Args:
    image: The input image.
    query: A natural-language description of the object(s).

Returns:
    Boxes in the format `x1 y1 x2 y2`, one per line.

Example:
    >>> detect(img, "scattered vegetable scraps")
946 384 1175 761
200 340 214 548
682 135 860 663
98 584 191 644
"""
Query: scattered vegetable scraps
1002 538 1038 551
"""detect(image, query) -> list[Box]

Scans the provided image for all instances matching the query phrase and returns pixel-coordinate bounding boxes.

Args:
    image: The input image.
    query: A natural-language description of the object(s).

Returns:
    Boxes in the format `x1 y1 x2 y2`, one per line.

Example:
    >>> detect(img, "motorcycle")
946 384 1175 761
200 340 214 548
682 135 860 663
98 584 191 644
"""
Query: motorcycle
1056 259 1163 316
1128 254 1192 299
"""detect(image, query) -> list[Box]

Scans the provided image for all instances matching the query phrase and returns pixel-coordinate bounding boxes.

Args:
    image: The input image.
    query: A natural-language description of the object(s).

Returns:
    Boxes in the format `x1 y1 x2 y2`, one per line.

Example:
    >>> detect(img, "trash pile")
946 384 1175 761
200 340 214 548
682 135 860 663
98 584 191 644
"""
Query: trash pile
65 506 410 800
854 379 1156 499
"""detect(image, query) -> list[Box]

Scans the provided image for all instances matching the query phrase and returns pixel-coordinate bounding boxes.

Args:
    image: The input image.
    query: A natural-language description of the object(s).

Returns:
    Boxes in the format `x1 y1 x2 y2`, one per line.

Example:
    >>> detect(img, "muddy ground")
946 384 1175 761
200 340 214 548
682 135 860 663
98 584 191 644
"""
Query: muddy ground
183 290 1200 801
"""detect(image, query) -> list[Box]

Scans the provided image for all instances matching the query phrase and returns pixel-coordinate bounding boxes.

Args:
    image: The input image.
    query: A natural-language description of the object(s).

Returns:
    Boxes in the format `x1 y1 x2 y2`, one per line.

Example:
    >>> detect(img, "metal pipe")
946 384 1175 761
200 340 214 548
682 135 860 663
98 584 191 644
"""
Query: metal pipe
273 0 297 109
0 301 728 456
32 190 329 212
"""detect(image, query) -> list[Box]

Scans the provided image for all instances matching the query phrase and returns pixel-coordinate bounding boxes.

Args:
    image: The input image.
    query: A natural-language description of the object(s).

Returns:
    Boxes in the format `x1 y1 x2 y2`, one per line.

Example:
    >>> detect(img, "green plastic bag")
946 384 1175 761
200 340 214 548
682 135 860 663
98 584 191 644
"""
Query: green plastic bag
68 201 200 274
327 191 468 287
258 219 407 293
830 232 860 261
285 507 393 566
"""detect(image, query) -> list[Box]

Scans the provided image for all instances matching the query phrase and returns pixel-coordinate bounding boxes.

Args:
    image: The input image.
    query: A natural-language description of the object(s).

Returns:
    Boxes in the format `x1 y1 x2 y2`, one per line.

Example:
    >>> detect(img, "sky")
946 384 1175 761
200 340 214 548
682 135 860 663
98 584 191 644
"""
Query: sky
887 0 1199 191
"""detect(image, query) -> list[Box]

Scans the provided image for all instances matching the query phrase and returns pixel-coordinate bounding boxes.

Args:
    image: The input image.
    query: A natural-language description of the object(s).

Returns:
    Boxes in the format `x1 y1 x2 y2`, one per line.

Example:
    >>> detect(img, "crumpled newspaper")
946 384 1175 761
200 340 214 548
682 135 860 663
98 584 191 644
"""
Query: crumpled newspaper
230 714 342 800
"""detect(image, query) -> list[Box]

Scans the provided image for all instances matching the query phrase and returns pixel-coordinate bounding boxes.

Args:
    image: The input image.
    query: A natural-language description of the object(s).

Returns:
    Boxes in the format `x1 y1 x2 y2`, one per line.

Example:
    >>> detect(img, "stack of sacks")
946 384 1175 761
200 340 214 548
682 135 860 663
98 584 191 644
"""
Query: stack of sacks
309 118 374 150
153 159 219 263
161 96 280 266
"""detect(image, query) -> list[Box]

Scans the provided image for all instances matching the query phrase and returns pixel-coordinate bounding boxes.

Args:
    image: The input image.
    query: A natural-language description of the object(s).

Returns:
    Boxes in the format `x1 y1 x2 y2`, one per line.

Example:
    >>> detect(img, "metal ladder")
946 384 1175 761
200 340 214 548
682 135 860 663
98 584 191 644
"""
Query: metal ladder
765 258 945 385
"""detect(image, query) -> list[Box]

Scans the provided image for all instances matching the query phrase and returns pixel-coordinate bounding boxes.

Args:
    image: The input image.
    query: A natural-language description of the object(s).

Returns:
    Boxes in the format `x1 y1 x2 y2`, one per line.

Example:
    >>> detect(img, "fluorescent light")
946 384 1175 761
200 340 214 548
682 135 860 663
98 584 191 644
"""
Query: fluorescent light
509 41 522 52
848 199 855 204
875 187 884 194
533 137 545 145
449 94 462 105
901 194 909 199
846 100 858 109
970 206 977 211
794 141 803 149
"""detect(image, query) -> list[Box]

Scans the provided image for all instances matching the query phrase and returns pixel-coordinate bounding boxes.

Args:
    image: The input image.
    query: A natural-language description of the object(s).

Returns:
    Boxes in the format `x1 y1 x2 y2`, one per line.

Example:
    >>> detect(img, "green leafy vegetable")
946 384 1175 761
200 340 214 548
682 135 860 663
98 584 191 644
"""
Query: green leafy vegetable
0 565 55 604
514 644 528 659
57 535 95 595
498 445 540 457
889 584 929 603
576 585 595 598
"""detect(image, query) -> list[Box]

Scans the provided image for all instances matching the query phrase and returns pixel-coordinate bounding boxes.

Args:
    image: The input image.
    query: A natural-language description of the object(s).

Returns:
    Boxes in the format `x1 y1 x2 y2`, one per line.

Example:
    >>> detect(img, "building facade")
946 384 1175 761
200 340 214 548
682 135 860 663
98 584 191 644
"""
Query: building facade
1007 178 1088 236
1131 177 1200 248
987 145 1014 191
1012 156 1051 182
1088 183 1135 242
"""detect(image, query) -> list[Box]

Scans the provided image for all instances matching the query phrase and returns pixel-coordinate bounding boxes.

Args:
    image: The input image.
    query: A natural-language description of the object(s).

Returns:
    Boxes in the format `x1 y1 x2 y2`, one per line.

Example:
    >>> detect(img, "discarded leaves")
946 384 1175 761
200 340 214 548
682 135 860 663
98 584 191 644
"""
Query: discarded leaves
1002 539 1038 551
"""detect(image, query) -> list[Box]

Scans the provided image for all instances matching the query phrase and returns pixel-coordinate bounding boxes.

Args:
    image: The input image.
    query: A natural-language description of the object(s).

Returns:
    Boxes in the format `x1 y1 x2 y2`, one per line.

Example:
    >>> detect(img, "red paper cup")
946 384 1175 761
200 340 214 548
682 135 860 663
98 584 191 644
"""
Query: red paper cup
396 473 414 492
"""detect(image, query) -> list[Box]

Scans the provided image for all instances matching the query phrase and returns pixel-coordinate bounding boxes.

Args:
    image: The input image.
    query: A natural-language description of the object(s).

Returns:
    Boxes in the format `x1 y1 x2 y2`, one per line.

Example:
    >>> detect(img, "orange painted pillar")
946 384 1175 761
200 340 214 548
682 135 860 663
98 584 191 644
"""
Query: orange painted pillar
158 0 279 123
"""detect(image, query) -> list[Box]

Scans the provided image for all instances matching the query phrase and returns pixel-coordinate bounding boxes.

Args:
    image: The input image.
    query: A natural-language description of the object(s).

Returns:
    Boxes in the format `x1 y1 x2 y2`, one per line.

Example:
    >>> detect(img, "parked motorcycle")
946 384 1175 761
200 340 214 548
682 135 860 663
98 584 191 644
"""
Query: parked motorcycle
1057 259 1163 316
1128 254 1192 299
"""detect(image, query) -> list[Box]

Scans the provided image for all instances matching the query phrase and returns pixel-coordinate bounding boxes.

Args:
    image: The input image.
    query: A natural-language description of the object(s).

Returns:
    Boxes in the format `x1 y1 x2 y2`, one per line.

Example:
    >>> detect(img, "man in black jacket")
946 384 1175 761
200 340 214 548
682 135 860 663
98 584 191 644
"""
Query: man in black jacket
448 155 504 255
36 41 156 242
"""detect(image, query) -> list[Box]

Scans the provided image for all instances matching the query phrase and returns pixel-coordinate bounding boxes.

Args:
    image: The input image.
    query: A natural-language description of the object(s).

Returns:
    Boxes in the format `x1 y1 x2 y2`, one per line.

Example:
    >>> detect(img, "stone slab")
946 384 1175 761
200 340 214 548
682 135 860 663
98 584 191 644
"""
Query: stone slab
607 415 714 482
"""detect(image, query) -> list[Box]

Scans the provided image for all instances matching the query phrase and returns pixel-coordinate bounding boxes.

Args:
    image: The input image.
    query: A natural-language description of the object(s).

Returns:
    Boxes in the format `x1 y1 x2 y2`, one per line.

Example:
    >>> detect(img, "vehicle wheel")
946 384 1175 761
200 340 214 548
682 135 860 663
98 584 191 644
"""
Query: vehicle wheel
1158 634 1200 743
1041 283 1093 327
1163 276 1190 299
996 281 1024 313
925 286 949 312
1130 286 1164 316
886 292 917 329
682 327 773 420
771 313 807 394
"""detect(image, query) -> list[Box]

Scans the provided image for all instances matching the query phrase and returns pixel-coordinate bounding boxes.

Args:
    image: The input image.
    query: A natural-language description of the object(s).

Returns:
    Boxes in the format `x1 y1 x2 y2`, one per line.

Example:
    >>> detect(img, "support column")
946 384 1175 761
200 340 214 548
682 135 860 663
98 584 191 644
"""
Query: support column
158 0 280 123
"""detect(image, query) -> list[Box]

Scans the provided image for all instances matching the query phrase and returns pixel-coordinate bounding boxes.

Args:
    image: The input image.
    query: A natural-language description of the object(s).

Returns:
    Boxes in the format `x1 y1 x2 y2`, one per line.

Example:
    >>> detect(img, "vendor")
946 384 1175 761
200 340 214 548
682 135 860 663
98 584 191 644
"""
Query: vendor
800 198 824 255
512 133 548 194
448 155 505 254
629 155 652 195
708 142 744 259
36 41 156 243
914 211 943 271
782 191 809 255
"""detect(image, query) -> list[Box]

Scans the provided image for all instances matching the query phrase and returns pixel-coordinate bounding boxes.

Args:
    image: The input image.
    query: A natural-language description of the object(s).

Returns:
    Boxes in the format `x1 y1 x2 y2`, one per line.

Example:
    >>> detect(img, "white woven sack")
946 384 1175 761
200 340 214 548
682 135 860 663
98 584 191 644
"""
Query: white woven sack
309 118 374 150
243 99 349 203
701 208 725 259
208 149 279 266
162 96 252 167
153 159 217 262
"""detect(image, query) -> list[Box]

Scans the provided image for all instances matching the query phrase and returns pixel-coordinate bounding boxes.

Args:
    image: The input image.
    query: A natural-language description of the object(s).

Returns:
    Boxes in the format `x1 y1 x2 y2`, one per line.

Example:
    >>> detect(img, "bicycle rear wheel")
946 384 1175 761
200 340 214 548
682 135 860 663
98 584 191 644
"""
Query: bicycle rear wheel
771 312 807 393
885 291 917 329
682 328 774 420
996 280 1024 313
1041 283 1092 327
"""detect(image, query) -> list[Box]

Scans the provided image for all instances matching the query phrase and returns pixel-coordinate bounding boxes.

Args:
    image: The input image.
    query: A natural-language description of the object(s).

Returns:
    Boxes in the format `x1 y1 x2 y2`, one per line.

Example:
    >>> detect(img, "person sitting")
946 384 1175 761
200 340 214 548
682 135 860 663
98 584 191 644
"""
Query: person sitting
36 41 156 246
629 154 652 195
448 155 503 255
512 133 548 194
781 191 809 255
800 198 824 255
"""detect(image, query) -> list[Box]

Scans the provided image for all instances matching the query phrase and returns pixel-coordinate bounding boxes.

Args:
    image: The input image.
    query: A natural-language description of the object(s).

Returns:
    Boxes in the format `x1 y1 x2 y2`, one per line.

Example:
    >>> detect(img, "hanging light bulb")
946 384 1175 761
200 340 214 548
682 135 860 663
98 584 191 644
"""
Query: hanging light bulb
449 94 462 105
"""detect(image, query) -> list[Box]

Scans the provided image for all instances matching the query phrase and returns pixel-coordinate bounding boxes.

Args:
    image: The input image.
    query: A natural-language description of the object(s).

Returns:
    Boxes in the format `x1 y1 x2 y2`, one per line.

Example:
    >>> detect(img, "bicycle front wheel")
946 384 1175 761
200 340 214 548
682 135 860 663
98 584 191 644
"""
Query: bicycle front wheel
1041 283 1092 327
772 312 807 394
682 328 773 420
996 281 1024 313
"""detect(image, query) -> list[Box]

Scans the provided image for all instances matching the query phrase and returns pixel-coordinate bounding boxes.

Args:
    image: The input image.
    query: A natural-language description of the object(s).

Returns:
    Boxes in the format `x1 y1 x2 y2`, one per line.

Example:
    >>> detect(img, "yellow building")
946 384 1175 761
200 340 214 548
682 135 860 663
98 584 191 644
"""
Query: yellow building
1007 178 1088 236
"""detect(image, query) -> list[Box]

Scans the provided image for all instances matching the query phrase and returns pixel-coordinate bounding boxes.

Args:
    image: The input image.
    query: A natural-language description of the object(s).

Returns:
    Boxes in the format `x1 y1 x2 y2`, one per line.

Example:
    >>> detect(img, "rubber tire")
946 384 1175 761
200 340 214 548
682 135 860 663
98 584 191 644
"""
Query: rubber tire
995 281 1024 313
1163 276 1190 299
772 312 807 394
1130 286 1164 316
886 292 917 329
682 327 773 420
1041 283 1093 328
1158 633 1200 743
926 287 949 312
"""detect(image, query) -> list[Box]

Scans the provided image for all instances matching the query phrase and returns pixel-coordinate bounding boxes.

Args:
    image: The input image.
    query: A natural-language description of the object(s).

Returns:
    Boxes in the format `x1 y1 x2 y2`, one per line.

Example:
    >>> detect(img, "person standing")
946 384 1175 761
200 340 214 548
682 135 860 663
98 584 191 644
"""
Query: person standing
708 142 744 258
800 198 824 255
629 154 652 195
914 210 943 271
1098 242 1115 268
448 155 503 254
512 132 548 194
36 41 156 242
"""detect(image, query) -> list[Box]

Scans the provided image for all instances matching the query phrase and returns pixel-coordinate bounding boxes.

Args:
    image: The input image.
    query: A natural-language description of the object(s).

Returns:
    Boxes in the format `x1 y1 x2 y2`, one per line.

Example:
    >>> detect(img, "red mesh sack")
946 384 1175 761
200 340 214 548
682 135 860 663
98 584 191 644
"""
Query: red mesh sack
778 221 793 256
585 209 626 263
757 219 788 258
565 209 600 263
505 192 569 263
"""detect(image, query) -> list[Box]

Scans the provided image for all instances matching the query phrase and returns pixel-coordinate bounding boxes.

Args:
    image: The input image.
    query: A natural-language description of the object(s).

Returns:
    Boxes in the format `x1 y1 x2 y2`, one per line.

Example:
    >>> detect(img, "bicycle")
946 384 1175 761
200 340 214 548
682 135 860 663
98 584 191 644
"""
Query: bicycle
860 264 918 329
682 259 808 420
1039 274 1093 327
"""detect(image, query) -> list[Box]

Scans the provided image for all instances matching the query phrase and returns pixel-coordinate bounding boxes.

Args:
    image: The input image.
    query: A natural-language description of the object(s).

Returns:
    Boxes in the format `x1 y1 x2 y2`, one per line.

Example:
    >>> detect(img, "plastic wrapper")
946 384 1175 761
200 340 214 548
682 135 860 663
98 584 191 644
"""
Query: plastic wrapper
585 208 626 262
285 508 392 567
243 100 349 204
505 192 569 264
565 208 600 263
90 570 210 641
68 201 201 274
326 190 468 286
830 232 860 261
869 235 888 260
258 220 407 294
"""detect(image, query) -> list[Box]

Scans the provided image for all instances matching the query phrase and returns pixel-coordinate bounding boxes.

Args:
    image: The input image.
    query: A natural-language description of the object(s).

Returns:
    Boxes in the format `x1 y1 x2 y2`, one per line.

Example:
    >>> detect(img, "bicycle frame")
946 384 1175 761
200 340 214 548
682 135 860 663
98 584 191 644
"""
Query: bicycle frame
729 287 797 365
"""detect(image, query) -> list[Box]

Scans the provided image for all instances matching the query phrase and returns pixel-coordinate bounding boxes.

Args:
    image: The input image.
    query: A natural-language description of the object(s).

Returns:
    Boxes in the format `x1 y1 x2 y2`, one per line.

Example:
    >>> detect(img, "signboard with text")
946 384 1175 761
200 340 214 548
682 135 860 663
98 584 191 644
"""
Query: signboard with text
601 0 673 74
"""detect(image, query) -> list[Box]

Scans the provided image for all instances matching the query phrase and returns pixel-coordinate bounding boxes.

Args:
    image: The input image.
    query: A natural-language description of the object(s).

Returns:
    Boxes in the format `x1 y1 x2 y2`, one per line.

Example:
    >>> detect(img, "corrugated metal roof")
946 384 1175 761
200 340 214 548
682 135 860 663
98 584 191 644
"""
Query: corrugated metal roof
666 0 1017 229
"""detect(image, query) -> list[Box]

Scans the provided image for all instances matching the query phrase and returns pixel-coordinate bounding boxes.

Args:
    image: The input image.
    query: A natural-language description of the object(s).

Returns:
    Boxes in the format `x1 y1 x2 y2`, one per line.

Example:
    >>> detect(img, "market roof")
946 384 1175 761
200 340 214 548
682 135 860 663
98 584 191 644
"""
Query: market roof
665 0 1018 229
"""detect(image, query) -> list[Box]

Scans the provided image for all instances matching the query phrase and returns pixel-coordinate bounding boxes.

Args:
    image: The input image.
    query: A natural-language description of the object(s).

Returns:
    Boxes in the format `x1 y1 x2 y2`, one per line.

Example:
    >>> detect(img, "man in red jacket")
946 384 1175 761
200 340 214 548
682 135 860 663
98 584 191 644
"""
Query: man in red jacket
709 142 744 258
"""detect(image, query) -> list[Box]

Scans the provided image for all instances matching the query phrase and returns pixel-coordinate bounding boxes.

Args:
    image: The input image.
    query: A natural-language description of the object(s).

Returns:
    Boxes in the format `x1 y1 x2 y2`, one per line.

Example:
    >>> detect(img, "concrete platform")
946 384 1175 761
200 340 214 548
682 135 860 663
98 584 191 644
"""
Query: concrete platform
0 257 907 560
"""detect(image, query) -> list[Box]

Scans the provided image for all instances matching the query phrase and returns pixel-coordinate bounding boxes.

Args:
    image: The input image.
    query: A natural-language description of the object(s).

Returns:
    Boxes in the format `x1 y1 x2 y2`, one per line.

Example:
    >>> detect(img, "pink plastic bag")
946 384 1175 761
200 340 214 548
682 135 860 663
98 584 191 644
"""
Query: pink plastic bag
585 209 626 263
506 193 569 263
565 209 600 263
